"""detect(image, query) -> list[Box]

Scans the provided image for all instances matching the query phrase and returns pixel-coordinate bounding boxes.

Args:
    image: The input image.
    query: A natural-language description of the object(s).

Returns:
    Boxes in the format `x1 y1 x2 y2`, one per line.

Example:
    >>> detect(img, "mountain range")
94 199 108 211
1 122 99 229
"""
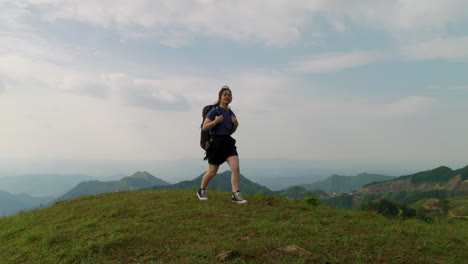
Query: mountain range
150 170 273 195
53 171 169 202
3 165 466 219
0 173 96 197
0 190 53 217
322 165 468 210
0 171 169 217
298 173 395 194
148 171 398 200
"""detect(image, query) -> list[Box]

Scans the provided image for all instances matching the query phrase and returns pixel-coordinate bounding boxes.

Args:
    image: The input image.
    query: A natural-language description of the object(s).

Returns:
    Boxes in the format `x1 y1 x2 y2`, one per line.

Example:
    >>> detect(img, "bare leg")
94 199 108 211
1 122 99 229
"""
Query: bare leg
227 155 240 192
201 163 220 189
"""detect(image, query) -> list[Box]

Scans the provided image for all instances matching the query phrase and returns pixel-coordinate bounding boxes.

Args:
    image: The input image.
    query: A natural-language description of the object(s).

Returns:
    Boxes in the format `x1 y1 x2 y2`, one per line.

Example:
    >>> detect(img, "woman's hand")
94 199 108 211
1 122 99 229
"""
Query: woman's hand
214 114 224 124
231 115 238 126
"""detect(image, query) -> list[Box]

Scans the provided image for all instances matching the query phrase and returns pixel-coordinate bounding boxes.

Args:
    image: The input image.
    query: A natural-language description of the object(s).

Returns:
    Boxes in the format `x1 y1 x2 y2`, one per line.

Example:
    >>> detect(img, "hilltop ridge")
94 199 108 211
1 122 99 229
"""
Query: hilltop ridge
0 189 466 263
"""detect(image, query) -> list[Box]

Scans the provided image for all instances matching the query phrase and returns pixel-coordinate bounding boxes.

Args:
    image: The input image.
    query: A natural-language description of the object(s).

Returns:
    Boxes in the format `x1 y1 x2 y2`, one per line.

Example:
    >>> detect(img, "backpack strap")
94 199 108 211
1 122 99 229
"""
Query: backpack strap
214 107 235 135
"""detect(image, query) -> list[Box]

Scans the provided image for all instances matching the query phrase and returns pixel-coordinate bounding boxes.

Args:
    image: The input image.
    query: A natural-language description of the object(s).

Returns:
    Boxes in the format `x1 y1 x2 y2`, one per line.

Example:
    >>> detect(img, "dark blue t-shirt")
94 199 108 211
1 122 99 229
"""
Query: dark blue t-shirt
206 107 235 135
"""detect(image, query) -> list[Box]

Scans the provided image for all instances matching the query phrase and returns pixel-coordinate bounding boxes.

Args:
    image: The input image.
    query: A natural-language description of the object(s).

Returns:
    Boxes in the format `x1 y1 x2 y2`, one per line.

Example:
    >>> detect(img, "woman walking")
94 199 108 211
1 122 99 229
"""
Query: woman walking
197 86 247 203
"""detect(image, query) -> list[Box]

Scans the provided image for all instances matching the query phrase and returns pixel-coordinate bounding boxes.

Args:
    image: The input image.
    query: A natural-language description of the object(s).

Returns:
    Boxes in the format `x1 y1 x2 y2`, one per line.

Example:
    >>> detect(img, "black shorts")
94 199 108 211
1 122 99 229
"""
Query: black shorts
206 135 238 165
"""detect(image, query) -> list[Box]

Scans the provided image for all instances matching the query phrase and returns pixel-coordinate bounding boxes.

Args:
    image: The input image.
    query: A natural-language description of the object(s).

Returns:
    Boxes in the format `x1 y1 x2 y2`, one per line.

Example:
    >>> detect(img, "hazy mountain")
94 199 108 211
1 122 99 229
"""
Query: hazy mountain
54 171 169 202
5 158 404 190
298 173 395 194
0 190 53 217
150 170 273 195
322 165 468 209
243 167 332 191
0 174 96 197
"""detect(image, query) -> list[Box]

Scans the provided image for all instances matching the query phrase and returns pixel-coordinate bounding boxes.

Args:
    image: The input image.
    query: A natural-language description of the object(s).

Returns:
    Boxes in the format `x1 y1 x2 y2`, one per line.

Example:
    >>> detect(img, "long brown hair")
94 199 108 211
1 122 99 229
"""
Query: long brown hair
213 86 231 107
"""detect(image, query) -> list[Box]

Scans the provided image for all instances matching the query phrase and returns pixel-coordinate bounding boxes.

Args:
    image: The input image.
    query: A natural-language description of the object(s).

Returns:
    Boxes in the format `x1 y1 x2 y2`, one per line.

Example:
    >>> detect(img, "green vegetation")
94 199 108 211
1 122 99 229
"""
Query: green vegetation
406 166 454 185
303 195 321 207
324 164 468 213
359 198 419 219
448 196 468 216
322 193 354 209
277 186 328 199
1 189 467 264
409 197 468 221
324 190 468 211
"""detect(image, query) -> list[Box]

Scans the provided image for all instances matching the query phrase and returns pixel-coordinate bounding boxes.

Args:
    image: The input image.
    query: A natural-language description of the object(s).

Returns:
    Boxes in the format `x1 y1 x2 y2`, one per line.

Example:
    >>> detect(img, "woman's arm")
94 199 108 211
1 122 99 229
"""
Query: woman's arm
202 115 223 131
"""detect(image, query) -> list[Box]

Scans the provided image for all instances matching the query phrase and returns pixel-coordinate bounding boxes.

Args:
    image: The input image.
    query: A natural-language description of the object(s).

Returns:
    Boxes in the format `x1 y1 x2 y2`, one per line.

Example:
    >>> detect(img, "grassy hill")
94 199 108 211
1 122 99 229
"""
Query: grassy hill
1 189 467 264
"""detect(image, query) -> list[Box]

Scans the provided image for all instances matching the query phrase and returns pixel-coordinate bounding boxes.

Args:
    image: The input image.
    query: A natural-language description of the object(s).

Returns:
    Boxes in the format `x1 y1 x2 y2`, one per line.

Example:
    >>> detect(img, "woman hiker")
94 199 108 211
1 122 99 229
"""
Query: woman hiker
197 86 247 203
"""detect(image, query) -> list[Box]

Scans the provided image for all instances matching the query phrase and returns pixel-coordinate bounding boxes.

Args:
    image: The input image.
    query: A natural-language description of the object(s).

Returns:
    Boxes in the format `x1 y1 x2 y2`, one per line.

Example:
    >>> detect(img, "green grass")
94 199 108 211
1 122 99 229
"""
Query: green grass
448 196 468 216
1 190 467 264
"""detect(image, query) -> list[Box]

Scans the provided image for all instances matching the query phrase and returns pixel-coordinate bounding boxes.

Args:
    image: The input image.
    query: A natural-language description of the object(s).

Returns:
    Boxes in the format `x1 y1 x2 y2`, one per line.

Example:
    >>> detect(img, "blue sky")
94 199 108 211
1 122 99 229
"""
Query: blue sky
0 0 467 174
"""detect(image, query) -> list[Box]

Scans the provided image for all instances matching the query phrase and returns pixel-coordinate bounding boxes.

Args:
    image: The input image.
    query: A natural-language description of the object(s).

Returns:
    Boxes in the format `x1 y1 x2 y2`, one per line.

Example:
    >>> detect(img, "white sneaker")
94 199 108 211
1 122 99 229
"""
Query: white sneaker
197 188 208 200
232 191 247 203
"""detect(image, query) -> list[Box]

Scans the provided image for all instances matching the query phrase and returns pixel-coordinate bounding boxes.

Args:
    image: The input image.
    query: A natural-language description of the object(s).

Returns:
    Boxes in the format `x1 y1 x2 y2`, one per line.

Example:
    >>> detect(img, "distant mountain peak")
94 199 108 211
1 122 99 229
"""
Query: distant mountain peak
129 171 154 180
52 171 170 203
298 173 395 194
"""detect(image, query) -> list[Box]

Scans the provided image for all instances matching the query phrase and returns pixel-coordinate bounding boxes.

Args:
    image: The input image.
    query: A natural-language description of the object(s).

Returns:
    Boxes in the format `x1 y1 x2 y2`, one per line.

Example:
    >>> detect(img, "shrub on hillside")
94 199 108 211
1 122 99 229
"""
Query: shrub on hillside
321 193 353 209
304 195 320 207
360 198 417 219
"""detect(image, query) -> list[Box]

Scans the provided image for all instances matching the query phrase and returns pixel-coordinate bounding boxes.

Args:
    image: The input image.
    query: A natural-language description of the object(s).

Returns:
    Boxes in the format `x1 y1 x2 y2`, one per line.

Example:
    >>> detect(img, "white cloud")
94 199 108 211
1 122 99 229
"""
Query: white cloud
287 51 384 73
0 1 31 30
0 0 466 166
107 73 190 111
0 32 79 93
58 73 109 98
0 79 5 93
286 94 437 119
428 85 468 91
402 36 468 61
0 32 73 63
2 0 467 48
288 35 468 73
318 0 468 36
0 41 105 98
378 96 436 116
26 0 311 47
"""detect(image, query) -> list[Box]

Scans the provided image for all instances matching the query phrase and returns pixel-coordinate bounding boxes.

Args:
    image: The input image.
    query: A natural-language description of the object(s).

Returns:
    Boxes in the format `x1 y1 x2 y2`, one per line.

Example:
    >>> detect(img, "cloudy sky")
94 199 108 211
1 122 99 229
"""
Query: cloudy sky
1 0 467 174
